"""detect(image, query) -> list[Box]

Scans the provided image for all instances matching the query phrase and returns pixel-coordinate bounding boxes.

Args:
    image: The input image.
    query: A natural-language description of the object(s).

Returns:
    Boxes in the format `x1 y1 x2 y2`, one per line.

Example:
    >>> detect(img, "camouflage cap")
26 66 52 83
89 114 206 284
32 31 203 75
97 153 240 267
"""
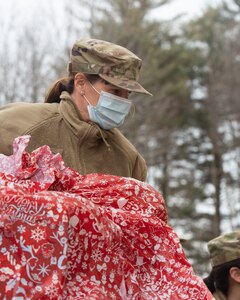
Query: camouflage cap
207 231 240 267
67 38 152 96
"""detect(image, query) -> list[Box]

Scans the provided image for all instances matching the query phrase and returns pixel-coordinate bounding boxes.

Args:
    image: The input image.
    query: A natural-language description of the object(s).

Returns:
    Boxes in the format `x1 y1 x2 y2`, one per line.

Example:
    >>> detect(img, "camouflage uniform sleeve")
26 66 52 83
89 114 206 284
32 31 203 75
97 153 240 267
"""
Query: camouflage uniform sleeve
132 153 147 182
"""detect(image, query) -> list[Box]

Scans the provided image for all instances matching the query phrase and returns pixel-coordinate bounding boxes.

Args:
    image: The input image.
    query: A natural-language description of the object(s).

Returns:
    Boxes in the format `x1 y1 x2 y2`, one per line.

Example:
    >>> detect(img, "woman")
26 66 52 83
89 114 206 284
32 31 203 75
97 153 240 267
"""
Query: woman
204 231 240 300
0 38 151 181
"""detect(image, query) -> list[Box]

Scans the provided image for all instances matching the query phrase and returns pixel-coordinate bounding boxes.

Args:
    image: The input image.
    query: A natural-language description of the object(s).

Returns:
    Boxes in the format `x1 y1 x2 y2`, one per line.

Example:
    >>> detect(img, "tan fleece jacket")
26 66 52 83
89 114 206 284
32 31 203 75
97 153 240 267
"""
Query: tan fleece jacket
0 92 147 181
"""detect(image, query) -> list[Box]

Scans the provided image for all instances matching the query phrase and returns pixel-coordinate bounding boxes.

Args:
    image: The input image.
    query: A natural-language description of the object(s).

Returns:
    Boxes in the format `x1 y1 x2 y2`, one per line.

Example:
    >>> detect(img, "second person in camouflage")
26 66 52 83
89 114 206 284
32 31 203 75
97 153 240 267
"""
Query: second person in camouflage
203 231 240 300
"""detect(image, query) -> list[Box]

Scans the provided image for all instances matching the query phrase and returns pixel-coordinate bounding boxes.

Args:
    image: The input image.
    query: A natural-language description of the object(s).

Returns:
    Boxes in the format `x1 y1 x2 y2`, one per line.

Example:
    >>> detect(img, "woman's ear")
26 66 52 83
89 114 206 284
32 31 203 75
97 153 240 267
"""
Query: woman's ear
74 73 87 94
229 267 240 283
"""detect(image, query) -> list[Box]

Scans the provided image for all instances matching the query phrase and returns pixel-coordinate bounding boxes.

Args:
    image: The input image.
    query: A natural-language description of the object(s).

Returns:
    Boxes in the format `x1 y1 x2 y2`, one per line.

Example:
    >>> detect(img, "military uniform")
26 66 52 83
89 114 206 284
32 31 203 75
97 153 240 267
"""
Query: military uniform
207 231 240 300
0 38 151 180
0 95 147 180
208 231 240 266
67 38 152 95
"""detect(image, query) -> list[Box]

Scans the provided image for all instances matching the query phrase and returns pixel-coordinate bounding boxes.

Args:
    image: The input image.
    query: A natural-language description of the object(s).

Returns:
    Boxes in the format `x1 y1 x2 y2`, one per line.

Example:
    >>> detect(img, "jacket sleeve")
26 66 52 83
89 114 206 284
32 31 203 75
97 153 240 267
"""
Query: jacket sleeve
132 154 147 182
0 102 58 156
0 104 25 155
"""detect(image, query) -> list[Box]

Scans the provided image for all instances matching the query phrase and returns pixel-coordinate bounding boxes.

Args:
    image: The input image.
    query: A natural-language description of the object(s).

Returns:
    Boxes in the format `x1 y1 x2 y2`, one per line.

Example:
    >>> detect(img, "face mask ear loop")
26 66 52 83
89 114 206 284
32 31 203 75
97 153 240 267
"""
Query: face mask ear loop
89 81 100 95
84 81 101 107
83 94 92 106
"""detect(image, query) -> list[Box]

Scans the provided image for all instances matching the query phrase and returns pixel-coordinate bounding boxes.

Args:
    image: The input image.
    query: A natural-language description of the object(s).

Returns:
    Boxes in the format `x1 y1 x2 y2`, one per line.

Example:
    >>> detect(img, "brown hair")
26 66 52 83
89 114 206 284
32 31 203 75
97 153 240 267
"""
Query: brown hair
203 258 240 296
44 74 101 103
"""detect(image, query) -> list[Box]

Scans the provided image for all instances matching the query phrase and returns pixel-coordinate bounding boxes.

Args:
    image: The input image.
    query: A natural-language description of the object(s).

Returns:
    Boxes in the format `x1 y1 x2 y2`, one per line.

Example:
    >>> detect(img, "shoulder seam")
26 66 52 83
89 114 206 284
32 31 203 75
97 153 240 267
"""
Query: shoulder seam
23 115 61 134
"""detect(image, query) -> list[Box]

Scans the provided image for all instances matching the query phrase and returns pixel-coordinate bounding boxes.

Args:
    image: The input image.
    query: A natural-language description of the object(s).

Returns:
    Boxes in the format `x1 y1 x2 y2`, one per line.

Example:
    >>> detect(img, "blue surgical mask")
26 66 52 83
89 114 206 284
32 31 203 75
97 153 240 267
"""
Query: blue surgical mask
84 84 132 130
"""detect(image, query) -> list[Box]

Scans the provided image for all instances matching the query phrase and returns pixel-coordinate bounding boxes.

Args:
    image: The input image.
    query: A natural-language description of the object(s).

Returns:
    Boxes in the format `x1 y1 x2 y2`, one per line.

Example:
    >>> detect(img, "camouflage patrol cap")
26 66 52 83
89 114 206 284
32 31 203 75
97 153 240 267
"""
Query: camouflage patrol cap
207 231 240 267
67 38 152 96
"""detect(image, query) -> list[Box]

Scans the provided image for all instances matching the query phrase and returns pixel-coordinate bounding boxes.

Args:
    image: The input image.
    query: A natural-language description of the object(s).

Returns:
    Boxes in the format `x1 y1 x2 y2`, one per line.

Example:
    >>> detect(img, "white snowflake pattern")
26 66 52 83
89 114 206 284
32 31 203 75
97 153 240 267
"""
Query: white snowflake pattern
81 262 87 270
17 225 26 234
9 244 18 253
172 271 178 277
90 249 103 262
80 207 87 213
37 263 50 277
30 227 45 242
112 257 119 265
44 283 59 299
110 292 117 299
99 179 108 185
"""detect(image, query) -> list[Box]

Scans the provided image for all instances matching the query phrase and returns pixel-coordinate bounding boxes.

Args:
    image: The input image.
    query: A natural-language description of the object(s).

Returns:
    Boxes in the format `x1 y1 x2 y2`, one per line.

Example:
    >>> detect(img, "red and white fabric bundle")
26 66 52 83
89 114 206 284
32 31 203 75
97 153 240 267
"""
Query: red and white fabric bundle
0 136 213 299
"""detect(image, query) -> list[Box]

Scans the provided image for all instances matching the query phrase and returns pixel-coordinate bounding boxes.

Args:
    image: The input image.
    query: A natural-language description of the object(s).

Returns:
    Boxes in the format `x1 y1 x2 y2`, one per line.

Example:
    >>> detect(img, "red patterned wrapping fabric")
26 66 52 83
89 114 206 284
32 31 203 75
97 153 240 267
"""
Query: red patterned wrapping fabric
0 136 213 299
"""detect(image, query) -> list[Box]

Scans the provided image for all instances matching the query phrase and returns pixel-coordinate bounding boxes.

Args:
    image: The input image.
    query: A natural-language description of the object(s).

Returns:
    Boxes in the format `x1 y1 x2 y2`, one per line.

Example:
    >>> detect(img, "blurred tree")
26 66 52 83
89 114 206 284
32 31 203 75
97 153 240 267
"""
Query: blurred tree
0 0 89 104
0 3 62 103
181 0 240 273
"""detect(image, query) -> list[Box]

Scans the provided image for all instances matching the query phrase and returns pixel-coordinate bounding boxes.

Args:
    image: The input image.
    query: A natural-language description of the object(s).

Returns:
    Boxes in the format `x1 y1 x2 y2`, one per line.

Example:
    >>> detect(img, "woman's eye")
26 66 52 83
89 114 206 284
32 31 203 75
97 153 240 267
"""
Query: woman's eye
114 90 120 95
109 88 129 99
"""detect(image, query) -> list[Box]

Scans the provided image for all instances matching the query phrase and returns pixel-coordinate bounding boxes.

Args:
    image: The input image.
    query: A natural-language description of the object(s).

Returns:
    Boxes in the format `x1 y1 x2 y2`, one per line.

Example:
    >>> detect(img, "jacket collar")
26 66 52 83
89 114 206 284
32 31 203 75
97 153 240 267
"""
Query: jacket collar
59 91 112 149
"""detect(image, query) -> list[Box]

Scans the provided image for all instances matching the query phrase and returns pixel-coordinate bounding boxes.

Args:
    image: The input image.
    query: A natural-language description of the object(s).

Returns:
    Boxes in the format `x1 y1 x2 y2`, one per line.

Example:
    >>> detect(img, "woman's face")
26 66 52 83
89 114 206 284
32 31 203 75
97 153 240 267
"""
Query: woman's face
86 79 130 106
72 73 131 122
